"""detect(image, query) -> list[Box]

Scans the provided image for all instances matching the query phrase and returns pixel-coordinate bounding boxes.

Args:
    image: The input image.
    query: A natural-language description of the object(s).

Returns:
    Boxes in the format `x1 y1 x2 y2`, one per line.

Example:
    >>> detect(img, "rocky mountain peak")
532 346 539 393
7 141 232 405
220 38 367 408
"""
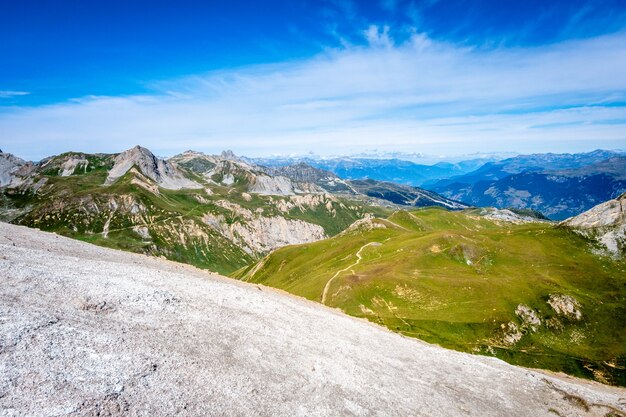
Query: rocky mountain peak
0 152 34 188
220 150 240 161
106 145 202 190
178 150 206 158
128 145 155 158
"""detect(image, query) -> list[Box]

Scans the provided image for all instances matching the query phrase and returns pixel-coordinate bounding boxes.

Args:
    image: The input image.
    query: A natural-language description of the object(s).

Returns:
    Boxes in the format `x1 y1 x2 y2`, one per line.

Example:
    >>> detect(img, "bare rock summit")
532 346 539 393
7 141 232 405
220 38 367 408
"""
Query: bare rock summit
105 145 202 190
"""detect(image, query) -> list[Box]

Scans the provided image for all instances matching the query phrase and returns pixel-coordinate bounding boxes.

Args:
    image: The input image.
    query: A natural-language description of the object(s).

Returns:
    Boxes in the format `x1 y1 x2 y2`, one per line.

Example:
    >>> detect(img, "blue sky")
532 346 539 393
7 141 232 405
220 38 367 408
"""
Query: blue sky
2 0 626 160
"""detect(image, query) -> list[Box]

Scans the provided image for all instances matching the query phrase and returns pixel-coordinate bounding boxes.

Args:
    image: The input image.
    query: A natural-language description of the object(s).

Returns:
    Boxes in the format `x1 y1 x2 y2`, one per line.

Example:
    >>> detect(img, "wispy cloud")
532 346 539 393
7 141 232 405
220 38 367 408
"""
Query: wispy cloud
363 24 394 47
0 91 29 99
1 29 626 160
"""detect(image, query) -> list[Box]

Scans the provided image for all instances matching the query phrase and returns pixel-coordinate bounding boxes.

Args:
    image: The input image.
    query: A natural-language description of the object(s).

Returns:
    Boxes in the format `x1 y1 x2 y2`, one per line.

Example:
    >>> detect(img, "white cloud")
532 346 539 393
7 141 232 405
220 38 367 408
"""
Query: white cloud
1 29 626 160
0 91 29 98
363 24 394 48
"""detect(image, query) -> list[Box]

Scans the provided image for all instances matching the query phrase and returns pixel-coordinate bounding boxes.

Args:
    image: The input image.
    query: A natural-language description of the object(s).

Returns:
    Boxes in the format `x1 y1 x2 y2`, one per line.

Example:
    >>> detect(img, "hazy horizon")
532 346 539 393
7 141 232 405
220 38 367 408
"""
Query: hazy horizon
2 143 625 166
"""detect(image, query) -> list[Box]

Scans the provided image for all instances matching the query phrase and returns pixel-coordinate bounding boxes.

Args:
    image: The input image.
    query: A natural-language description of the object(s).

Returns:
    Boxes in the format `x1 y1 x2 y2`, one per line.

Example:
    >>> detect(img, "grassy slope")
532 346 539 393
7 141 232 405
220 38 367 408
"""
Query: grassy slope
235 208 626 386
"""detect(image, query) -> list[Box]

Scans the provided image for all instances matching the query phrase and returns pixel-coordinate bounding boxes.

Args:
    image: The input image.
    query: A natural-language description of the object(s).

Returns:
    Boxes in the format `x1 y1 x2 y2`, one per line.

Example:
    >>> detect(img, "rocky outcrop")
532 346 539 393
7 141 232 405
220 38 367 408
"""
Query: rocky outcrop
2 222 624 416
231 216 325 253
515 304 542 332
478 208 547 224
106 146 201 190
499 304 543 347
270 163 355 194
59 155 88 176
561 192 626 255
248 174 295 195
273 194 338 213
203 200 326 254
271 163 337 184
548 294 583 320
0 152 35 188
38 153 92 177
175 151 300 195
338 214 387 236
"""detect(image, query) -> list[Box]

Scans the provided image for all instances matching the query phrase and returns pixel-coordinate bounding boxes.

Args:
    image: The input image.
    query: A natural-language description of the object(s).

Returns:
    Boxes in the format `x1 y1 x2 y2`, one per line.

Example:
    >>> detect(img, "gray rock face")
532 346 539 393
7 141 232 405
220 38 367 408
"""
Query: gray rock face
202 200 326 254
562 192 626 229
271 163 338 184
171 151 301 195
0 153 34 188
473 207 548 224
58 156 88 176
106 145 202 190
548 294 583 320
1 222 625 416
561 192 626 255
247 173 295 195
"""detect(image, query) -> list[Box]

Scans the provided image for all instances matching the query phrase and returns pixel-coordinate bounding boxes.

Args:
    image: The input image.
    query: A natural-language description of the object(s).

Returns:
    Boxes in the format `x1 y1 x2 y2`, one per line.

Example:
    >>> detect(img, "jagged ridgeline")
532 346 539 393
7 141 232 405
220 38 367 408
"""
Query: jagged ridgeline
235 206 626 386
0 147 463 274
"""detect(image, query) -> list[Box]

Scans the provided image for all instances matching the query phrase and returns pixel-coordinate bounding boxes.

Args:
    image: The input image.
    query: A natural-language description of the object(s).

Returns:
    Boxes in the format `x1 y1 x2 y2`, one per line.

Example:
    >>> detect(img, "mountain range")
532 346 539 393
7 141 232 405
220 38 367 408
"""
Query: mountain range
429 150 626 220
254 155 498 187
253 149 626 220
0 146 462 274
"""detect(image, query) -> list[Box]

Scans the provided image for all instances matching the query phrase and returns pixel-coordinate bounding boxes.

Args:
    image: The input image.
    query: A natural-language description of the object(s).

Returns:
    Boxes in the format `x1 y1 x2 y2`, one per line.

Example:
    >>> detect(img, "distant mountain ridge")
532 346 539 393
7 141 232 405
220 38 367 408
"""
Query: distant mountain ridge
253 155 498 187
430 149 624 188
430 150 626 220
168 149 465 209
4 146 625 221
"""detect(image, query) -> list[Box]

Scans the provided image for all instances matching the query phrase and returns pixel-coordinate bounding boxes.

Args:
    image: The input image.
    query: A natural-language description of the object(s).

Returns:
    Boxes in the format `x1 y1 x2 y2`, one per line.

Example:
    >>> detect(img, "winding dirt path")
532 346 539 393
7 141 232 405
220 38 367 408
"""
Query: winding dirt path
379 218 410 231
321 241 381 305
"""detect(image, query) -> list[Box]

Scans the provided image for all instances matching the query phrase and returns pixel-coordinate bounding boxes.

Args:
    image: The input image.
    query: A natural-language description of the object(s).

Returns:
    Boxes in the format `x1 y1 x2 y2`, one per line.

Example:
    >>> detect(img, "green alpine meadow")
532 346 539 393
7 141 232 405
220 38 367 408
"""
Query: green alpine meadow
234 207 626 386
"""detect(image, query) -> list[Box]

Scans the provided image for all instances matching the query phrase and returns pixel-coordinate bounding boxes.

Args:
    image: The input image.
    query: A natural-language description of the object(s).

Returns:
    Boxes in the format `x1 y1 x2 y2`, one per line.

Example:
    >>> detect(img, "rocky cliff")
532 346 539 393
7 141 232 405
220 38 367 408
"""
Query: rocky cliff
0 152 35 188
